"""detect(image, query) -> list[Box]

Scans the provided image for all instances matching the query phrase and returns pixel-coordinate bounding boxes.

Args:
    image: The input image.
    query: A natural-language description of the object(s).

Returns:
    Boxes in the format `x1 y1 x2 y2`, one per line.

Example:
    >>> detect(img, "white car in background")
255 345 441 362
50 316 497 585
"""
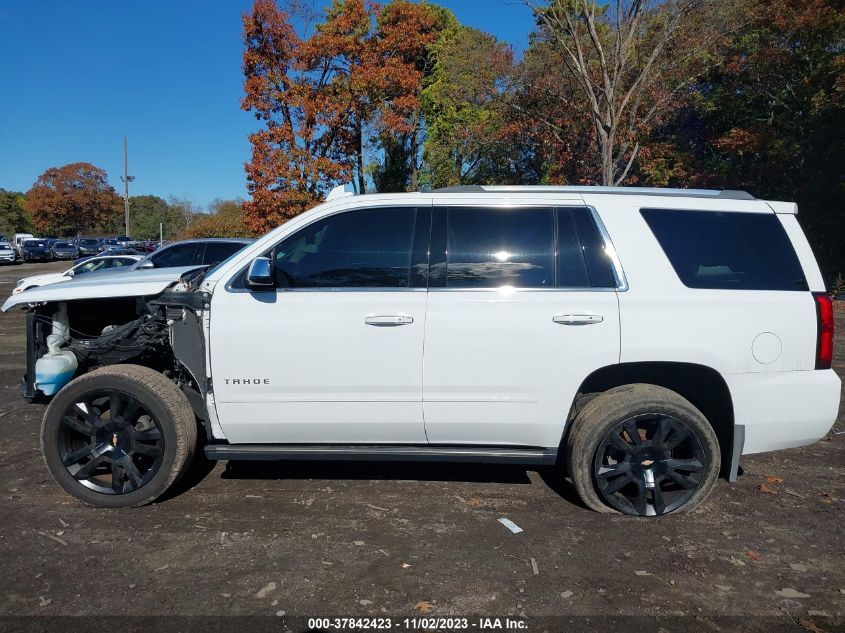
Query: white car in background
0 241 16 264
12 254 142 295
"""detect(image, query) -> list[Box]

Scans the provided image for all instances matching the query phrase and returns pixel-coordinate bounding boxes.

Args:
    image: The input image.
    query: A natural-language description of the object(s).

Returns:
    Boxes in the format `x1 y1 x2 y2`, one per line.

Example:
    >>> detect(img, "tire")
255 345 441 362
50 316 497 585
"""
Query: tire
566 384 720 517
41 364 197 508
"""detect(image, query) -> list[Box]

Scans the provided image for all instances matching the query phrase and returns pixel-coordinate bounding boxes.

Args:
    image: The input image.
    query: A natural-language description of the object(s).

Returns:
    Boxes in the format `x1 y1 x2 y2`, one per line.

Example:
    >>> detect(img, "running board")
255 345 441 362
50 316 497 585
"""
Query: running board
204 444 557 465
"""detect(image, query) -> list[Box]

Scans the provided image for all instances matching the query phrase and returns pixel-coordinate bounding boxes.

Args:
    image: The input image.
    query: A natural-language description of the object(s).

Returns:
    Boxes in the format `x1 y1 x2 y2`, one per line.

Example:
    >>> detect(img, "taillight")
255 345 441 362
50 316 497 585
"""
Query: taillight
813 292 834 369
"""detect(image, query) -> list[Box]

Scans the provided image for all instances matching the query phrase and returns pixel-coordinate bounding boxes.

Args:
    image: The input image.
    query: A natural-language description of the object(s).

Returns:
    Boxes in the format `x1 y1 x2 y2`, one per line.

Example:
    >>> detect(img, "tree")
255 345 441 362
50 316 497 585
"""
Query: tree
167 196 201 232
241 0 446 233
242 0 350 234
669 0 845 282
420 26 516 188
0 189 33 236
25 163 121 236
181 199 254 239
524 0 732 185
129 195 185 240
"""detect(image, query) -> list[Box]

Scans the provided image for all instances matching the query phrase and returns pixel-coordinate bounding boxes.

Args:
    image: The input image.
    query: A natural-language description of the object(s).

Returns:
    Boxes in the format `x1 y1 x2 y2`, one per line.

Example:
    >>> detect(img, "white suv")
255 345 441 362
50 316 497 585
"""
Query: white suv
3 186 839 516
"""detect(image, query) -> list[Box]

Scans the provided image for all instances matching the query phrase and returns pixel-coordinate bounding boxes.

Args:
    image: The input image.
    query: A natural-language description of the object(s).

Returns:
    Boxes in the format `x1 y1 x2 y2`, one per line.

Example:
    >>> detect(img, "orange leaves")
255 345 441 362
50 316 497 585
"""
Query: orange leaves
25 163 121 236
242 0 444 232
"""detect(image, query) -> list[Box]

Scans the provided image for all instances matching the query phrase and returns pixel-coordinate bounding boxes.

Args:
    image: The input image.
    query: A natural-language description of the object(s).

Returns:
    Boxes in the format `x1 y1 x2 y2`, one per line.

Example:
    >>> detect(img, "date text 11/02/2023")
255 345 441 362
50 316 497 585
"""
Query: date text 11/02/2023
305 617 528 630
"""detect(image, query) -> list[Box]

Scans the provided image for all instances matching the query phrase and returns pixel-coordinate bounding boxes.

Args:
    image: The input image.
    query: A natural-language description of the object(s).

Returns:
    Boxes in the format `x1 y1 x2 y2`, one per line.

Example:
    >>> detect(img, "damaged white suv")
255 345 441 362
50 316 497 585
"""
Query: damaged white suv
4 186 840 516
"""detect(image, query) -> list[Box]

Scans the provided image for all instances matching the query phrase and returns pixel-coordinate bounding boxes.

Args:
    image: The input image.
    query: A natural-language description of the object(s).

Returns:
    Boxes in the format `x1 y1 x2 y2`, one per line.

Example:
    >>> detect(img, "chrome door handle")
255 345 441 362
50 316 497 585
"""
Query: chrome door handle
553 314 604 325
364 315 414 326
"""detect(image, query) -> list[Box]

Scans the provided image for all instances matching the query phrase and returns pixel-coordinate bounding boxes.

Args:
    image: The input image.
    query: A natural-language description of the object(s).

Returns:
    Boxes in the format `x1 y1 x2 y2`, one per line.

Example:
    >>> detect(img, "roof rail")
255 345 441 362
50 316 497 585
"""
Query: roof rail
431 185 755 201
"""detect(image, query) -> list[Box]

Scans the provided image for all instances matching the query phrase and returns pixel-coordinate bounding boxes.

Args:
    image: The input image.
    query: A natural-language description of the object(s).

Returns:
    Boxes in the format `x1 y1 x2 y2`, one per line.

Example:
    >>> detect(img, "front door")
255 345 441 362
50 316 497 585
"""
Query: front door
423 201 622 448
209 205 430 444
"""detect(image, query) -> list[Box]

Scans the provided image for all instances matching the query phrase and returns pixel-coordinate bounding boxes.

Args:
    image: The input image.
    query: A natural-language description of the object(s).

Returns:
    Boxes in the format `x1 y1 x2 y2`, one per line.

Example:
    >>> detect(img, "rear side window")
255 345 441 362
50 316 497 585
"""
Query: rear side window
202 241 246 267
150 243 199 268
445 207 555 288
641 209 808 291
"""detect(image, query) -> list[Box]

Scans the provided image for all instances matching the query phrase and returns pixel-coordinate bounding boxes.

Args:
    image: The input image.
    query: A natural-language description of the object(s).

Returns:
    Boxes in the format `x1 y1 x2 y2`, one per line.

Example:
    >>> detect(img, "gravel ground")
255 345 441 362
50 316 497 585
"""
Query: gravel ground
0 261 842 632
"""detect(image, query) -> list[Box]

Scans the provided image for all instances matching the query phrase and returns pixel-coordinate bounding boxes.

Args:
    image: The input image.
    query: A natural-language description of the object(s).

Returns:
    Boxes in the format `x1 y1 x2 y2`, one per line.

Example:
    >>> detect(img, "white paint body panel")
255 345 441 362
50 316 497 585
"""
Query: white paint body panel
1 265 200 312
209 289 427 443
423 289 619 447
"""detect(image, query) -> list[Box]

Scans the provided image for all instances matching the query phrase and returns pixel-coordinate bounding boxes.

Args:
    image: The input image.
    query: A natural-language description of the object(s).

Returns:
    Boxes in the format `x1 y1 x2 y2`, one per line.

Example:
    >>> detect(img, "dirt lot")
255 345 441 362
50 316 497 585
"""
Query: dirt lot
0 261 842 632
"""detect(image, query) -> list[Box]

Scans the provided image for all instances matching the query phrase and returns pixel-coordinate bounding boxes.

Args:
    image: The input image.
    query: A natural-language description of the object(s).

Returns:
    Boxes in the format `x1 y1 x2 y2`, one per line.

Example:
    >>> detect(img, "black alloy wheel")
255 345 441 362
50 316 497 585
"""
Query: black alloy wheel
593 413 705 516
42 364 197 507
57 390 164 495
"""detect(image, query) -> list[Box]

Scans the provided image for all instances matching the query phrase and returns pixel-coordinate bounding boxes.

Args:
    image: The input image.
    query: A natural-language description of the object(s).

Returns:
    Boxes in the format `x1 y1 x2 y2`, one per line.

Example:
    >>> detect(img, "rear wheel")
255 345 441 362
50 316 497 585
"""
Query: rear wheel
566 384 720 517
41 364 196 507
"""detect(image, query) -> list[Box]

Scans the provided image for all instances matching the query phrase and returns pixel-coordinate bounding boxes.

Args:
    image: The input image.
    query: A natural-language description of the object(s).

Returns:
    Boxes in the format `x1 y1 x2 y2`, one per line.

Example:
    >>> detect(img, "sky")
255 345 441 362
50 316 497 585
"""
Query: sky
0 0 536 208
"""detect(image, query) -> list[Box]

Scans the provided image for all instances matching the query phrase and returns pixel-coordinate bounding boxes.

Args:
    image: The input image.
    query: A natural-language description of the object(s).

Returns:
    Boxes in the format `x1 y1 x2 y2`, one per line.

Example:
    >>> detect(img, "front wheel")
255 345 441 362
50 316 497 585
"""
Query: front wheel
41 364 197 507
566 384 720 517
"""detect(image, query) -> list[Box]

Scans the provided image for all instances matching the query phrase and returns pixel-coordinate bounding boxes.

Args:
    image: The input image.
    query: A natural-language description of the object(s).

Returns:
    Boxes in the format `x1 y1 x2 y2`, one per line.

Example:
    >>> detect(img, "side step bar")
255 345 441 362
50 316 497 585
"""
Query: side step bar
204 444 557 465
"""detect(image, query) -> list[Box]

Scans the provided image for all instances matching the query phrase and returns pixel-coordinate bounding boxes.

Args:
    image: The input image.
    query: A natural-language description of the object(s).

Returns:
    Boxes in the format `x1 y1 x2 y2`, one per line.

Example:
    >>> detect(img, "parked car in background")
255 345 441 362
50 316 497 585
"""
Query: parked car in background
100 238 119 250
76 237 102 257
73 247 141 266
0 241 16 264
21 239 52 262
114 235 131 245
12 233 34 259
130 238 252 270
12 254 143 294
50 241 79 260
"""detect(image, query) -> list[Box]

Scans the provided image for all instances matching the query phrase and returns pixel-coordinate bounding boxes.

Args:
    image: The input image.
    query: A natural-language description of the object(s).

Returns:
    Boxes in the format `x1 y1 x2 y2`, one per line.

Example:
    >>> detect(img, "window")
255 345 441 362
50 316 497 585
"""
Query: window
202 241 247 267
272 207 418 288
445 207 555 288
641 209 808 291
569 208 617 288
556 208 590 288
150 243 199 268
75 259 108 275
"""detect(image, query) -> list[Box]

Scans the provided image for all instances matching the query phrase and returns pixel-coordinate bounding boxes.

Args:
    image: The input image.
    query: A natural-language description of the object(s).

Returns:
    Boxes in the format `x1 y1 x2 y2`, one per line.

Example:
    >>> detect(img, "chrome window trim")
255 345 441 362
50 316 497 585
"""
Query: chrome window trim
587 205 629 292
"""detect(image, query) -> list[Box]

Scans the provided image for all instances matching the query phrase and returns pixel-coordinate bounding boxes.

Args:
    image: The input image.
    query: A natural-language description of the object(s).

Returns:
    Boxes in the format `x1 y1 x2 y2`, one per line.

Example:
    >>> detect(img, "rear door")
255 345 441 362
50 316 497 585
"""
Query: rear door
422 198 622 448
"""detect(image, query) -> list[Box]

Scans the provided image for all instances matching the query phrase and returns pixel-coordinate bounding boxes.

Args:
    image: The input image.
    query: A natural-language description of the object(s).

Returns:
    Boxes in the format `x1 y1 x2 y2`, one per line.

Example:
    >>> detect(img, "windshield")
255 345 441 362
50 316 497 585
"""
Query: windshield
80 239 98 245
54 241 73 248
0 243 11 250
24 240 47 247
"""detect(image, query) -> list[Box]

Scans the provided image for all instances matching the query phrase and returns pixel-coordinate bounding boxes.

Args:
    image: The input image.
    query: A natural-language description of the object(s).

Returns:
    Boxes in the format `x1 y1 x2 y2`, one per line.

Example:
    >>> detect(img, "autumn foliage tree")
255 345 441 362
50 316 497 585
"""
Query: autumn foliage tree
242 0 444 233
25 163 121 236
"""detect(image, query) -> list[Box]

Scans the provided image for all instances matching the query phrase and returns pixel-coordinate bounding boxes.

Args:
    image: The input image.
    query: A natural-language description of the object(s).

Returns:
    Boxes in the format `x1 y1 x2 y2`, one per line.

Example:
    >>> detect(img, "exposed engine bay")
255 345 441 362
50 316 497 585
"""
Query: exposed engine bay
22 271 211 427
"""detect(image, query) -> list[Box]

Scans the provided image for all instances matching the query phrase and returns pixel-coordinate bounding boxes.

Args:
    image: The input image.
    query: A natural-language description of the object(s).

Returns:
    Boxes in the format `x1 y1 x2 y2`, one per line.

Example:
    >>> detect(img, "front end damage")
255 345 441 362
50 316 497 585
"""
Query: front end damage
21 282 211 429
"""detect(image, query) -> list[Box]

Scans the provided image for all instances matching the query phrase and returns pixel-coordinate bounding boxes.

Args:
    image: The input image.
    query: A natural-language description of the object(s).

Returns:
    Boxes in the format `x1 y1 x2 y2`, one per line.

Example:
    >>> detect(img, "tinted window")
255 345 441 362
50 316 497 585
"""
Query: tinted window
273 207 417 288
641 209 808 291
445 207 555 288
556 208 590 287
202 241 246 267
150 243 199 268
571 208 617 288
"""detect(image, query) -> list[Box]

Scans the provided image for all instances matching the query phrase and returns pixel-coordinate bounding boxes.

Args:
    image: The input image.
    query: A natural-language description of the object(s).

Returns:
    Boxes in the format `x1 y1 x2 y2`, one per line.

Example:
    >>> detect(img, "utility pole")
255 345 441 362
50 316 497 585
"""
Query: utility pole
120 137 134 238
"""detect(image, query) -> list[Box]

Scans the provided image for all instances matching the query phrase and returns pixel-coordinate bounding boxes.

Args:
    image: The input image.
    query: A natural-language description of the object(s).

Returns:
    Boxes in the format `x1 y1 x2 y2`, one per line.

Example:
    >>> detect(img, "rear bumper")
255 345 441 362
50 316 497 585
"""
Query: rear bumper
726 369 841 454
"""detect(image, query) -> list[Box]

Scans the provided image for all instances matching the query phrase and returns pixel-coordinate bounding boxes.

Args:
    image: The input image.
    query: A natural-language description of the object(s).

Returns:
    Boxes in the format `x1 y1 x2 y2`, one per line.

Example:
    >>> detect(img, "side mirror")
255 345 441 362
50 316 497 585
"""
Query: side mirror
65 270 74 277
246 257 274 288
138 260 155 269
